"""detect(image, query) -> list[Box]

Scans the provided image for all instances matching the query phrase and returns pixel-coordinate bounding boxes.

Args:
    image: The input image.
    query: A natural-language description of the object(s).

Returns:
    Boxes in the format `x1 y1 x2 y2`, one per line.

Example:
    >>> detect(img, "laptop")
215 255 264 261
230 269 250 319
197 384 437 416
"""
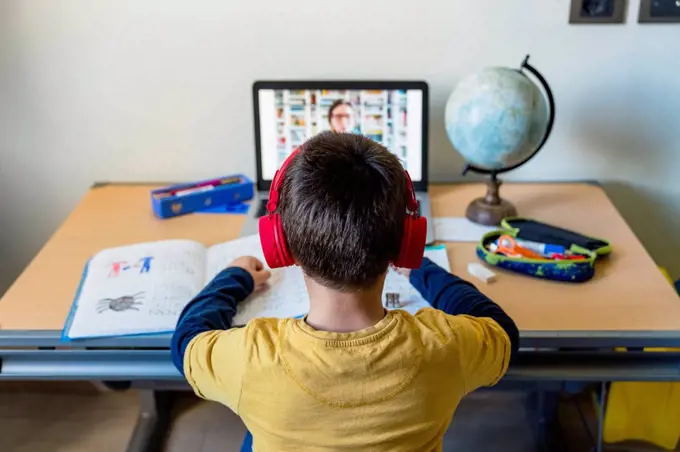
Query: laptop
241 80 434 245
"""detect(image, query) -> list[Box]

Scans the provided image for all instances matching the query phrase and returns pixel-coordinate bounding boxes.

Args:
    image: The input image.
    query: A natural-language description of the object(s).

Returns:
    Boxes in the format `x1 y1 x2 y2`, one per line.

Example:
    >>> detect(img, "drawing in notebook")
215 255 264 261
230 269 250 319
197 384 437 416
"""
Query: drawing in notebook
139 256 154 273
63 236 450 340
108 256 155 277
96 292 145 313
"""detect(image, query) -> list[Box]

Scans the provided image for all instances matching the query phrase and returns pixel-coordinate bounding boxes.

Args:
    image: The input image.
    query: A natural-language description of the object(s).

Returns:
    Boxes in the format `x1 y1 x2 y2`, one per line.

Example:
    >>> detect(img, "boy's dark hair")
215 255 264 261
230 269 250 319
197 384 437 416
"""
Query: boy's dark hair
279 132 408 291
327 99 353 124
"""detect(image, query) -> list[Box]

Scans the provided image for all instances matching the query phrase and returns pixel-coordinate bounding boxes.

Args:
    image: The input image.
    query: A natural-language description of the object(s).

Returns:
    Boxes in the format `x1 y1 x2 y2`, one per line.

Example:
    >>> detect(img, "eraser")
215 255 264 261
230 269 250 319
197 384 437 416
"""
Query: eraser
467 263 497 284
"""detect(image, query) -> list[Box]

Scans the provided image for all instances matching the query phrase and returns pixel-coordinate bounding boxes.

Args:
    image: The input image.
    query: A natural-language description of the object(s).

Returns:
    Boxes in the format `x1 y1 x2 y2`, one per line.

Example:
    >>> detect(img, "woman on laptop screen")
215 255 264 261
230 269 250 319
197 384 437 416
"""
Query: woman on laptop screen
328 99 356 133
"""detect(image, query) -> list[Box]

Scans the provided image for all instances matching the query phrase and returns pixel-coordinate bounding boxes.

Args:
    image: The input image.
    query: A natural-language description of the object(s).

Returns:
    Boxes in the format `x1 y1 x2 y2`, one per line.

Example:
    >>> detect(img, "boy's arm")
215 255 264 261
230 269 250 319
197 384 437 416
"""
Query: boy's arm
170 267 253 411
409 258 519 390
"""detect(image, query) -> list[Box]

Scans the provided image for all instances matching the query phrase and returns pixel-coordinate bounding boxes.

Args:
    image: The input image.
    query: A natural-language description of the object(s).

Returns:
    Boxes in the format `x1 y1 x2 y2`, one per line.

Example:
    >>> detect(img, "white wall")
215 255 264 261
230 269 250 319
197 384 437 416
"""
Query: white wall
1 0 679 293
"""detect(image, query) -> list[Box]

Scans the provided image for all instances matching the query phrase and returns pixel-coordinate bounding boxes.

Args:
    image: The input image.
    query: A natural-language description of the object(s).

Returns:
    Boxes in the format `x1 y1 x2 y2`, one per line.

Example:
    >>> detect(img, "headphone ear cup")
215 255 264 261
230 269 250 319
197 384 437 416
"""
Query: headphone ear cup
272 213 295 267
259 213 295 269
394 216 427 269
259 214 282 268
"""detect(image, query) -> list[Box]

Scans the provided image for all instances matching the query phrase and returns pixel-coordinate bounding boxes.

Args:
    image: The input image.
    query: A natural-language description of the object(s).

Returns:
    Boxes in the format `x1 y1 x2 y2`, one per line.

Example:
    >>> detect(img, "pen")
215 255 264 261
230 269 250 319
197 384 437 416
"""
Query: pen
514 238 566 256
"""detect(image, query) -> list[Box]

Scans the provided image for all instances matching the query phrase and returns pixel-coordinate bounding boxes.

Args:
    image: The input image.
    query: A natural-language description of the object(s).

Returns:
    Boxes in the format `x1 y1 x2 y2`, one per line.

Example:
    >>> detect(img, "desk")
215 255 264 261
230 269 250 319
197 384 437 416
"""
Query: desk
2 182 680 452
430 184 680 335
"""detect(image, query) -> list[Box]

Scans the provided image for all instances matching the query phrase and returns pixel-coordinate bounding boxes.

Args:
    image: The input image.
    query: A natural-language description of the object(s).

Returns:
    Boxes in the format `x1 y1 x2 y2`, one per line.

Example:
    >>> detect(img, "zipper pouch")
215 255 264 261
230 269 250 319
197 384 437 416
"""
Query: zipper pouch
476 218 612 283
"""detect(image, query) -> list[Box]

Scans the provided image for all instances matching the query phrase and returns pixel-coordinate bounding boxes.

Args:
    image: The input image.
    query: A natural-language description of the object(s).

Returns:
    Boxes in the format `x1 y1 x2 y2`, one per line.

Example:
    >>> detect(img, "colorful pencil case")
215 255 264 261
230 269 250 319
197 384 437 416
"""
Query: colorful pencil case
476 218 612 283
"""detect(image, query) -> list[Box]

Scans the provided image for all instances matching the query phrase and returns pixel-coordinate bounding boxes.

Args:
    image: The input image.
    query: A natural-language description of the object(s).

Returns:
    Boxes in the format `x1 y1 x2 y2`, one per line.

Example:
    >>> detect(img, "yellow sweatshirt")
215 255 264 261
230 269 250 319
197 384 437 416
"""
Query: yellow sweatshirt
184 309 511 452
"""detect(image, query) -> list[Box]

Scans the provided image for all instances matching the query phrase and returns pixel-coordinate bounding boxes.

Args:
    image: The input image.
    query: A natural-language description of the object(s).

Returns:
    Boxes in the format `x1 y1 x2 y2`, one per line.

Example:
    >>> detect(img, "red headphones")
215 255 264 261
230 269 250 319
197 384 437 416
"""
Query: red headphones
259 148 427 269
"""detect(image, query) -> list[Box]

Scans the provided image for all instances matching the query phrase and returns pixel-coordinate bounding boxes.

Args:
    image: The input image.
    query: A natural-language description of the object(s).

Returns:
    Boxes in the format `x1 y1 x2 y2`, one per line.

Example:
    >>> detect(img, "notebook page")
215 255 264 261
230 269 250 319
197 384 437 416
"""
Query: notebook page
205 234 266 283
383 246 451 315
232 265 308 325
66 240 207 339
206 235 309 325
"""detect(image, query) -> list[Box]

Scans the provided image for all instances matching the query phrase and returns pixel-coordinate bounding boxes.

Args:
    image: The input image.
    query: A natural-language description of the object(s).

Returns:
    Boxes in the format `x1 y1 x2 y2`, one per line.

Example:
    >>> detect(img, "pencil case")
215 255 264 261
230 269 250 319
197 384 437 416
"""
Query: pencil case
476 218 612 283
151 174 254 219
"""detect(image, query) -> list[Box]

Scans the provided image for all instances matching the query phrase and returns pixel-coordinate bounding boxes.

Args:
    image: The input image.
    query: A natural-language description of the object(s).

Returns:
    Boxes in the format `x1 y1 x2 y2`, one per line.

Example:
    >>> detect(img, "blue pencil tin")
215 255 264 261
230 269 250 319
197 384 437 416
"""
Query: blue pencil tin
151 174 254 219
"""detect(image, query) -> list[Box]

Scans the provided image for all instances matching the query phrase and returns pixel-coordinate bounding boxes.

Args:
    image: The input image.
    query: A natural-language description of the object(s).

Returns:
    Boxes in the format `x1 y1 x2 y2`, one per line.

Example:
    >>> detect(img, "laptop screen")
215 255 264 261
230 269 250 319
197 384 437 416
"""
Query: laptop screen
253 82 428 191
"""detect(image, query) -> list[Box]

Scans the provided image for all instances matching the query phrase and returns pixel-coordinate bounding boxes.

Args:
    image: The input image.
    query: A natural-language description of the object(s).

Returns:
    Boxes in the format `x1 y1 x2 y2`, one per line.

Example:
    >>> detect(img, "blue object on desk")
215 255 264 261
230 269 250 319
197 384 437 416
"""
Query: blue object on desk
151 175 254 219
196 202 251 215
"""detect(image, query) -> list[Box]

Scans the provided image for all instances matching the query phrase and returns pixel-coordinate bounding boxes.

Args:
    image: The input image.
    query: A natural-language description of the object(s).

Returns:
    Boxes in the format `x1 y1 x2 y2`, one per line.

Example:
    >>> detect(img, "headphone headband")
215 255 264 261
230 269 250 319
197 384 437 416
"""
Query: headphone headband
403 170 419 215
266 147 301 214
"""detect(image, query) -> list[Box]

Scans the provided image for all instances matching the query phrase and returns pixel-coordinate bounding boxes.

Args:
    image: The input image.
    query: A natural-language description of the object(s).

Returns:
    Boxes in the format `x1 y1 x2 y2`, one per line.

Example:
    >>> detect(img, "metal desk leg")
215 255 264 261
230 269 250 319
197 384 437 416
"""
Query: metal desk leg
594 382 608 452
536 390 547 451
527 389 558 452
126 390 173 452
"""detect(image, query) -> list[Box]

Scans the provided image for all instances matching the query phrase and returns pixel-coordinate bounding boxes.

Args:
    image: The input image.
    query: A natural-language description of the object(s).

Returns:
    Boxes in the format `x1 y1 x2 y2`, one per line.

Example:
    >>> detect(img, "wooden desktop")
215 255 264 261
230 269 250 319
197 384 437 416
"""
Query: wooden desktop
1 182 679 335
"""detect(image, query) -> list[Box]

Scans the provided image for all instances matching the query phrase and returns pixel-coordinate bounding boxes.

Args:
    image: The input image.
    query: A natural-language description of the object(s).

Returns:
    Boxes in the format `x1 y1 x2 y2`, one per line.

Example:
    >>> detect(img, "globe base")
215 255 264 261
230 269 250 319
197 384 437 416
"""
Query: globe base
465 177 517 226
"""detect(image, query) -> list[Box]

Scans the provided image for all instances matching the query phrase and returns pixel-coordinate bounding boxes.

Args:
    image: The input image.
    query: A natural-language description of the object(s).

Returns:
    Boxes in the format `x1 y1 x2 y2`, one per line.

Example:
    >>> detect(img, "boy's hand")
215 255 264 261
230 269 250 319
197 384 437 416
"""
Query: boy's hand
228 256 271 289
392 265 411 279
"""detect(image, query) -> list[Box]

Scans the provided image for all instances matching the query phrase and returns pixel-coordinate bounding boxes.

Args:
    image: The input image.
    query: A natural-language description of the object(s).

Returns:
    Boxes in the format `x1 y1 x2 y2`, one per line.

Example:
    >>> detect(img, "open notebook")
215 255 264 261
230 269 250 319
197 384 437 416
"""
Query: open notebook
63 235 450 340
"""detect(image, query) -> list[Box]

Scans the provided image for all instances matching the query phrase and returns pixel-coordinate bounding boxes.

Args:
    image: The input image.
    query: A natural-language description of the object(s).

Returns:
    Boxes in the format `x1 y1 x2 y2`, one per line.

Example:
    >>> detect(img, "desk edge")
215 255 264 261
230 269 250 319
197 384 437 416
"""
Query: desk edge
3 328 680 349
90 179 603 188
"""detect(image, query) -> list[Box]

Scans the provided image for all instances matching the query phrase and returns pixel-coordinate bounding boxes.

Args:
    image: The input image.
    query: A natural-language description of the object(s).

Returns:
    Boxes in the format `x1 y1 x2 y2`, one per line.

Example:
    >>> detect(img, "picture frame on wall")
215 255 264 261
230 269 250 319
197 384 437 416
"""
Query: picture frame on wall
569 0 628 24
638 0 680 23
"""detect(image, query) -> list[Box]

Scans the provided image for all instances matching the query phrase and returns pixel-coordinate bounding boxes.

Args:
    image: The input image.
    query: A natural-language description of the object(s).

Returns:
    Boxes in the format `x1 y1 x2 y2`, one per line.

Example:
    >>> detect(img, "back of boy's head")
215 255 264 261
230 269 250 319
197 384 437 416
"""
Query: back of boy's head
279 132 408 291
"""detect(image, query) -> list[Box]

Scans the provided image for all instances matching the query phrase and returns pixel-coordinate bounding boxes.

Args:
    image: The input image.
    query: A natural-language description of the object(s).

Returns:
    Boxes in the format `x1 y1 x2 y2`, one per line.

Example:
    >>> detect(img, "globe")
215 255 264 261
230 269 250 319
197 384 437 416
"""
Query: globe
446 67 550 171
444 56 555 225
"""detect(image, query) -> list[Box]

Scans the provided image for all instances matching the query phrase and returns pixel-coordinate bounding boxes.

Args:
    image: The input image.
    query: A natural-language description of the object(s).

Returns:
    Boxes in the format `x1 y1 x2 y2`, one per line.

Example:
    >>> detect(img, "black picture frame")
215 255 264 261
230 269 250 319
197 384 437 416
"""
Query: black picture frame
569 0 627 23
639 0 680 23
252 80 430 192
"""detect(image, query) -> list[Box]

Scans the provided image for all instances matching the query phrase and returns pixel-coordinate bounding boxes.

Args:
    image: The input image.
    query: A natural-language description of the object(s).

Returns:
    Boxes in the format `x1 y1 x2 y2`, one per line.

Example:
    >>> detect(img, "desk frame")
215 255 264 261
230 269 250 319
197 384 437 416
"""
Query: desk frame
4 330 680 381
3 331 680 452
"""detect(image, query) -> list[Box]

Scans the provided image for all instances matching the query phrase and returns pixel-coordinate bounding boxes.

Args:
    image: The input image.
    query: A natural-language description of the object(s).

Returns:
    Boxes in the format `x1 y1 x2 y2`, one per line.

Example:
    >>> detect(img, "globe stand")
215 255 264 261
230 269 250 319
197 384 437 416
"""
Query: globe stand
455 54 556 227
465 173 517 226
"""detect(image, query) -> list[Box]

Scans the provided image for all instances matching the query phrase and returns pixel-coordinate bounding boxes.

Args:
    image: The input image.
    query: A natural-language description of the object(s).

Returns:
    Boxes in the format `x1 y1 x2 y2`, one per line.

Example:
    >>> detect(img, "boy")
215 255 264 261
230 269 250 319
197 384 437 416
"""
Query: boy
171 132 519 451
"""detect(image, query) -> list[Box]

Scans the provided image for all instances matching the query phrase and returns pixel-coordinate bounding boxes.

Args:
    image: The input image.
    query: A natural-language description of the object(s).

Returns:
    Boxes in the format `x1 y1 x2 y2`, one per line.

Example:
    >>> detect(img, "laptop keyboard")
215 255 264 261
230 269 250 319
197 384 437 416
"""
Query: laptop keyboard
255 199 269 218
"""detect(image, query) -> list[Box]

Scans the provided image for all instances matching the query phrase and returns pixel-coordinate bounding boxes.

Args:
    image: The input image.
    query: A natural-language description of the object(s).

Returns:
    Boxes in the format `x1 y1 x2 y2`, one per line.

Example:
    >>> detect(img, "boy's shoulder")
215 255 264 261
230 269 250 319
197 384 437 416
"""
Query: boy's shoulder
235 317 294 365
394 308 496 348
397 307 462 327
404 307 500 327
243 316 291 338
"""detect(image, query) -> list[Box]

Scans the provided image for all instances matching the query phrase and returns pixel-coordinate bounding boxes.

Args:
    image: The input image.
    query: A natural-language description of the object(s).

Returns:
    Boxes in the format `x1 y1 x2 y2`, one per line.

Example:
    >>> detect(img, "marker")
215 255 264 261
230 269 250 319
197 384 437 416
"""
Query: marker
151 176 245 199
552 253 587 261
169 176 242 196
514 239 566 256
173 185 215 197
197 176 241 188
